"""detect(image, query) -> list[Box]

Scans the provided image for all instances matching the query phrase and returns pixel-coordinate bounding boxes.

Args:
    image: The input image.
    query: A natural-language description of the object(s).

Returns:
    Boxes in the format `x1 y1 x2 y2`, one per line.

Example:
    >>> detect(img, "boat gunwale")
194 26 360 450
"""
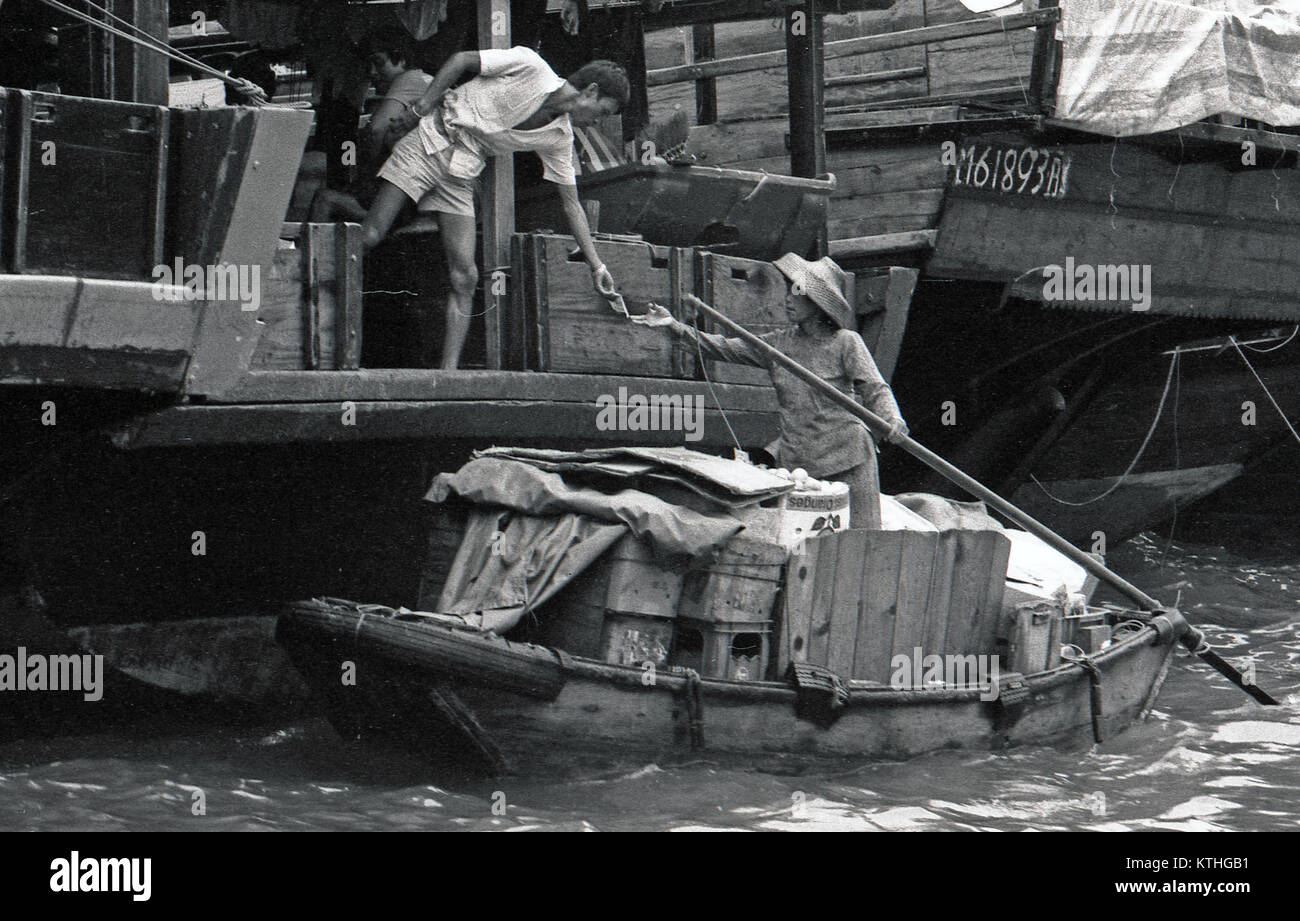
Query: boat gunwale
283 603 1167 708
560 620 1164 706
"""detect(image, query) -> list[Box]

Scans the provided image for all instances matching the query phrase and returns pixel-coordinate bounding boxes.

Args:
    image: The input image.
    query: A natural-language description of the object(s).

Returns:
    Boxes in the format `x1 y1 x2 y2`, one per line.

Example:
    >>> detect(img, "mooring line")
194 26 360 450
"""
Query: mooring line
1031 348 1179 507
1230 335 1300 448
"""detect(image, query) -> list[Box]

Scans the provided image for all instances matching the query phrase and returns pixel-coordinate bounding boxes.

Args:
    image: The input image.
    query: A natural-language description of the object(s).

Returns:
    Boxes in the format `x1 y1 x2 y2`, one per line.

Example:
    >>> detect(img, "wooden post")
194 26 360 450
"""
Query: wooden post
692 23 717 125
127 0 169 105
1028 0 1062 116
477 0 514 370
785 0 825 255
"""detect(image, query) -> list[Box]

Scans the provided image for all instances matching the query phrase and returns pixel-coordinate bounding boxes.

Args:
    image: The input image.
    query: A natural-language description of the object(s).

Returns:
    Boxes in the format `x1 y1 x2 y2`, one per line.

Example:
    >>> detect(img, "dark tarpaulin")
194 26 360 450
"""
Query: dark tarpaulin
435 507 625 633
427 456 747 559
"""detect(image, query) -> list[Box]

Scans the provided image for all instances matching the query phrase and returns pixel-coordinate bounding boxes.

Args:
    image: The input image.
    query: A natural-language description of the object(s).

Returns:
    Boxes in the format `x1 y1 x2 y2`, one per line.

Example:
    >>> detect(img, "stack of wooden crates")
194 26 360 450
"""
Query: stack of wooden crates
510 230 910 385
533 532 787 681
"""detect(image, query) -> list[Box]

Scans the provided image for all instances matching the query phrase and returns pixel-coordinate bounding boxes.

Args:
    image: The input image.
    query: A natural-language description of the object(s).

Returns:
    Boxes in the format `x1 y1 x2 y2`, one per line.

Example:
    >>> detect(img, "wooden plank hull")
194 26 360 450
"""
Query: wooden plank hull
276 600 1181 770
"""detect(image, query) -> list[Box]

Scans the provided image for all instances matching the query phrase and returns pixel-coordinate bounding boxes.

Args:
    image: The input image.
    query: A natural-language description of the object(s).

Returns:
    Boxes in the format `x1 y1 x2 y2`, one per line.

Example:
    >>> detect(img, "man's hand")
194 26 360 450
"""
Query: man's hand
631 303 675 327
885 418 910 444
591 263 617 297
392 105 421 137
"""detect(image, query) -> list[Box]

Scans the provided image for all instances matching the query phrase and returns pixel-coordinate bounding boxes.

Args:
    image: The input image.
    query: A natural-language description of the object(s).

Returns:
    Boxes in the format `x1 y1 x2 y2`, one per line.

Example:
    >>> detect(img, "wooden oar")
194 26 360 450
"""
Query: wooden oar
678 295 1279 706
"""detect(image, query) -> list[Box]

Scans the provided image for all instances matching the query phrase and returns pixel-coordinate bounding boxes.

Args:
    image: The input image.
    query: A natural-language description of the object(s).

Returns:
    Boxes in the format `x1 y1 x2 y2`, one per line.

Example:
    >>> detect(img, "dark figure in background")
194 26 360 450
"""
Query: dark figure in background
311 27 433 222
537 0 592 77
0 25 62 92
586 1 649 141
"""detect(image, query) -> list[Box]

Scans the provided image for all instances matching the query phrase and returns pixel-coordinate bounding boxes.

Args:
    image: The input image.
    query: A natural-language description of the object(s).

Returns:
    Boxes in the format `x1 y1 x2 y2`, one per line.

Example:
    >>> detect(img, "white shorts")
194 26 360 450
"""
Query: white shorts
377 130 478 217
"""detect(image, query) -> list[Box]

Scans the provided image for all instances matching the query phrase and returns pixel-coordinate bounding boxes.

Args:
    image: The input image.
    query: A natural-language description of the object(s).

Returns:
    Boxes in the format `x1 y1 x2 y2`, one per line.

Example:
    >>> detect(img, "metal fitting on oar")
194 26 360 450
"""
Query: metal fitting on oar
1181 625 1212 657
1148 607 1189 644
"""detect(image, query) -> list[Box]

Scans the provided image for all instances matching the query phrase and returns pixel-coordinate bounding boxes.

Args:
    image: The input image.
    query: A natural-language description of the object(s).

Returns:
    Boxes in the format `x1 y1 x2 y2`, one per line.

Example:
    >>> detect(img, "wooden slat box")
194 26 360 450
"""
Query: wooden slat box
779 527 1011 684
518 232 695 378
3 89 167 279
250 222 363 370
695 251 787 387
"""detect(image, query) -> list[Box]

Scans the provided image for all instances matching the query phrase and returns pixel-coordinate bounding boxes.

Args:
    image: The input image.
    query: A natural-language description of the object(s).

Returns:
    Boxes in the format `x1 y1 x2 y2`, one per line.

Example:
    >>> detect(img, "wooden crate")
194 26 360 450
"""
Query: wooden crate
518 232 695 378
249 222 363 370
677 537 786 624
778 528 1010 683
997 601 1063 675
695 252 788 387
673 618 773 681
416 502 471 612
528 532 687 659
3 89 167 279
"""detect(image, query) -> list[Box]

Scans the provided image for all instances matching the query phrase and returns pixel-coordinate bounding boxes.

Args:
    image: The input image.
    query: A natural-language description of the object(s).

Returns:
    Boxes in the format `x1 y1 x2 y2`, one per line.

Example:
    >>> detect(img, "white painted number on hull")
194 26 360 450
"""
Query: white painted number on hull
953 143 1070 200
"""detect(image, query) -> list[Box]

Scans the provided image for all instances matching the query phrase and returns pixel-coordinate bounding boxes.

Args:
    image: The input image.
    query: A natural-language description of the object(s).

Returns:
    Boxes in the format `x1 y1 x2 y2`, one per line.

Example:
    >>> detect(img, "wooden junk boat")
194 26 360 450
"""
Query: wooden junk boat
274 444 1207 772
0 0 1284 732
276 593 1190 770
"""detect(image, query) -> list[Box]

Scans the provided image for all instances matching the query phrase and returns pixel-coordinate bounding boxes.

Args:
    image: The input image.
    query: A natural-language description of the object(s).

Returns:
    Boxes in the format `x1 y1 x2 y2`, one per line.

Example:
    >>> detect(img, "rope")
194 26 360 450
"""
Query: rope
997 14 1031 110
34 0 307 107
678 668 705 750
1160 343 1183 568
1230 335 1300 448
691 321 744 455
1242 325 1299 354
1030 348 1179 507
1060 646 1105 743
75 0 214 76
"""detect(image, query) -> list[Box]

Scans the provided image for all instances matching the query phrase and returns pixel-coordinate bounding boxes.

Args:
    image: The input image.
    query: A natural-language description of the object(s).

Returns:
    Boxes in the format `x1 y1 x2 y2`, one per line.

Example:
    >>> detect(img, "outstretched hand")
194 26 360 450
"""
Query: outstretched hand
631 303 675 327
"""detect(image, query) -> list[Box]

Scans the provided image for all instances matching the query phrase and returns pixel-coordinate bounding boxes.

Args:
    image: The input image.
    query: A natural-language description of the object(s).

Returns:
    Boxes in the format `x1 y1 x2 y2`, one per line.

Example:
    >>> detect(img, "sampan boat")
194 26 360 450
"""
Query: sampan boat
275 596 1191 774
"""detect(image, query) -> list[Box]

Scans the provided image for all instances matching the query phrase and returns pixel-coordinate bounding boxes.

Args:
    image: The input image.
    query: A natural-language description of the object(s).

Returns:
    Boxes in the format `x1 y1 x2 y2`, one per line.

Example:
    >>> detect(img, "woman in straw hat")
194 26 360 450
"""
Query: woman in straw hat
636 253 908 529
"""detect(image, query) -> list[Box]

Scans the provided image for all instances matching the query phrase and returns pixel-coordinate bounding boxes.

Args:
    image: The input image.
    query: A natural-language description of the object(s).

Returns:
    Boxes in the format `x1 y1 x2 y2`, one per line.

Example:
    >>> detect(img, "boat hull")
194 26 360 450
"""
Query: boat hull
276 599 1179 771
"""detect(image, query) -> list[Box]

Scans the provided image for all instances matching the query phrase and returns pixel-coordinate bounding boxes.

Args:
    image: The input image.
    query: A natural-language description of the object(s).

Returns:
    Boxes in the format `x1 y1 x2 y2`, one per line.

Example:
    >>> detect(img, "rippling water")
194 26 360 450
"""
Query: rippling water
3 531 1298 832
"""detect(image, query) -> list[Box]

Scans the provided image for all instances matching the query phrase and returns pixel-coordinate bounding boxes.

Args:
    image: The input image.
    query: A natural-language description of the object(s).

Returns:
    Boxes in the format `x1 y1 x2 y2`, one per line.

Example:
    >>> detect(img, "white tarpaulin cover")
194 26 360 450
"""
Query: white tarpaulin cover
1056 0 1300 136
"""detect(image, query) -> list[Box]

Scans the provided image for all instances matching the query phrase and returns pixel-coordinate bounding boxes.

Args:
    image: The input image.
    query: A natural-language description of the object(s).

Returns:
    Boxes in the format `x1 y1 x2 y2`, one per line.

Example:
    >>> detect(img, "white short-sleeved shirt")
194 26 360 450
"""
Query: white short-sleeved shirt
417 47 576 185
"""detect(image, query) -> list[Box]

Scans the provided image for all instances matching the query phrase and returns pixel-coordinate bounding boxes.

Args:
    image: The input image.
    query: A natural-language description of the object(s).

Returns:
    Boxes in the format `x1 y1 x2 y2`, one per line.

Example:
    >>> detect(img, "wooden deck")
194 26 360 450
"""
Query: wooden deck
110 369 779 450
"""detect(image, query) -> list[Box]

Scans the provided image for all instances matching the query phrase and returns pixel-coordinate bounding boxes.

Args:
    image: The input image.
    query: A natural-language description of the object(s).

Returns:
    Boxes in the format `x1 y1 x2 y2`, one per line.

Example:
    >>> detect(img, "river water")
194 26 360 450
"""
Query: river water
2 530 1298 833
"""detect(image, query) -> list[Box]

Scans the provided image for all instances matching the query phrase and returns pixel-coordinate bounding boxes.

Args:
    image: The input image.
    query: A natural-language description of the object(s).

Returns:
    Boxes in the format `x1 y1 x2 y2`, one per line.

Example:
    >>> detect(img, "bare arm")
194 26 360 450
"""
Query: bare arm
638 299 768 368
364 96 407 163
555 182 601 270
413 51 481 116
388 51 482 136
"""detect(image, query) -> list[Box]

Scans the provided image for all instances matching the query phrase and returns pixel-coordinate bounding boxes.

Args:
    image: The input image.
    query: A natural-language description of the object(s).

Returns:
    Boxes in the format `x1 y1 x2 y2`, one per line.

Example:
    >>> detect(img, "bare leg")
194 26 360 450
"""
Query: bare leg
436 211 479 371
362 180 412 249
310 188 369 223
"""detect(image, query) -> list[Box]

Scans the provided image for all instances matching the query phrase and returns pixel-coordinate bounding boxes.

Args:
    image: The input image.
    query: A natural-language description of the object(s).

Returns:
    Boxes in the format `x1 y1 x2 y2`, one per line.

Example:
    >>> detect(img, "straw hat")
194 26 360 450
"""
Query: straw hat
774 253 854 330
